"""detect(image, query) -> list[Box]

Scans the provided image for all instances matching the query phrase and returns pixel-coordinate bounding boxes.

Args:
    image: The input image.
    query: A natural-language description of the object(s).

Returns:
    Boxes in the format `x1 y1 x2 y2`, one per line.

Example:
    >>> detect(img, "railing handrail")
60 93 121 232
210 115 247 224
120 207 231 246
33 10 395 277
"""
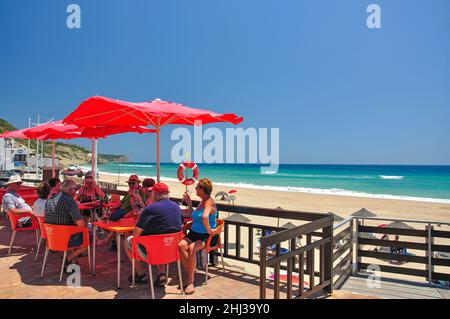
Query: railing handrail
334 215 450 229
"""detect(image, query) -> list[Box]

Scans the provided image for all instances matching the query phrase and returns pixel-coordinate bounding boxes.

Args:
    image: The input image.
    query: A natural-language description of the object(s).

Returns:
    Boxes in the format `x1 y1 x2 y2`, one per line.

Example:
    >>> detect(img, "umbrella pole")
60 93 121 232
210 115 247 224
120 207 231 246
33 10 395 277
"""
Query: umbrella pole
27 118 30 177
52 140 55 178
95 139 98 182
156 126 160 183
91 139 95 180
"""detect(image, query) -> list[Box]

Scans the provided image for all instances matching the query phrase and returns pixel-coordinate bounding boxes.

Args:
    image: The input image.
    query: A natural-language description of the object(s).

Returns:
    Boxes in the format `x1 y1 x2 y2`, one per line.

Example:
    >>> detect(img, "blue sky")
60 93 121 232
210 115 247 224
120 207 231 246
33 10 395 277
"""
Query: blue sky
0 0 449 164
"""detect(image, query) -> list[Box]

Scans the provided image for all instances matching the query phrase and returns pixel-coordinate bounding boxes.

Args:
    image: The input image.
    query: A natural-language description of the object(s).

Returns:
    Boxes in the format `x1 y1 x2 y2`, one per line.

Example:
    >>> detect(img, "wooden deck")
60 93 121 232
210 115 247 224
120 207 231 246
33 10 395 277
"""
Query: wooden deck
0 217 265 299
337 273 450 299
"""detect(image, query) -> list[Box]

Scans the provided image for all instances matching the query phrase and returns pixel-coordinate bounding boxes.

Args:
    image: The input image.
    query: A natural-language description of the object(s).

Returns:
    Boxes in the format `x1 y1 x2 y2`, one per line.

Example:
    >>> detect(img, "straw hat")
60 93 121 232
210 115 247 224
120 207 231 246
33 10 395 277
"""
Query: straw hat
5 175 23 185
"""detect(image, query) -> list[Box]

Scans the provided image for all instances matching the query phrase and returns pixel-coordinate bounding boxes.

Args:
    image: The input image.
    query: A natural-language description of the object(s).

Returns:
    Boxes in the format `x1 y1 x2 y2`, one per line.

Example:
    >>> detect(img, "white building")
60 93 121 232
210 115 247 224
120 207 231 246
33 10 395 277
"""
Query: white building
0 138 14 171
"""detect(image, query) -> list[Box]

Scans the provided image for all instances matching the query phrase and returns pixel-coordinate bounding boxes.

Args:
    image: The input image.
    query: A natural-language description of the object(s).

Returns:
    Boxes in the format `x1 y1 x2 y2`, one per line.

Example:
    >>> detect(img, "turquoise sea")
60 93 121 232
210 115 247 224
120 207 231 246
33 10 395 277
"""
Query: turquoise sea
92 163 450 204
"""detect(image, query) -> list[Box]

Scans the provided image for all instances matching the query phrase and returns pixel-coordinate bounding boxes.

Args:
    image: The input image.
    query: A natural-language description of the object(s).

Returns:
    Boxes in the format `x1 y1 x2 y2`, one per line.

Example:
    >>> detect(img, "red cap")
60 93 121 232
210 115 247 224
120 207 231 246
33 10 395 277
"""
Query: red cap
150 182 170 194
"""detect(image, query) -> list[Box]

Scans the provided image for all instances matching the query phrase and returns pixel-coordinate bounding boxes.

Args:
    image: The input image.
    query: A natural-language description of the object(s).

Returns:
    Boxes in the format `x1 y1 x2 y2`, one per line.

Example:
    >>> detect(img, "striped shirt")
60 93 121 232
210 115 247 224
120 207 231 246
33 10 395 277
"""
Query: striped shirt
44 192 83 225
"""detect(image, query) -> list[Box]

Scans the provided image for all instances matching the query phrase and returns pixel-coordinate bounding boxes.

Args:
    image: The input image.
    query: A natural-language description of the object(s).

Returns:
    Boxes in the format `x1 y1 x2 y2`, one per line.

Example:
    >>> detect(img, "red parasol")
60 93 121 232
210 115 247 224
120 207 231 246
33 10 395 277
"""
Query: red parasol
0 128 36 140
22 121 155 178
63 96 243 182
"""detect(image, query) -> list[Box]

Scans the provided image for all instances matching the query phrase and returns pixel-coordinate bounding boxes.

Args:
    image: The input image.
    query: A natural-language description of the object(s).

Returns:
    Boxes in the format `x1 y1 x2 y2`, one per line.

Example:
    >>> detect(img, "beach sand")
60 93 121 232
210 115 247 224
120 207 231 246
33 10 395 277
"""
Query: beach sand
98 172 450 223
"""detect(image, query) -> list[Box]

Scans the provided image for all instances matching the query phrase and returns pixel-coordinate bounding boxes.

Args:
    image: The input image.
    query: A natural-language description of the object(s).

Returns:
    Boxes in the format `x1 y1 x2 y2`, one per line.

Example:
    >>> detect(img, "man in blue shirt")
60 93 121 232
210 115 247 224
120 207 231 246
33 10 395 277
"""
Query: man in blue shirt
123 182 182 286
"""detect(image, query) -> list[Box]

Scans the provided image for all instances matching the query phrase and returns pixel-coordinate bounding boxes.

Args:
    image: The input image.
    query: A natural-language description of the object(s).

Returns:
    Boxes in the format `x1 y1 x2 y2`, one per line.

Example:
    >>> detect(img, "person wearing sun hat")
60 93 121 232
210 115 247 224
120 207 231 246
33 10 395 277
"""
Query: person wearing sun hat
1 175 34 228
109 174 147 221
75 171 106 220
122 182 183 286
96 175 148 248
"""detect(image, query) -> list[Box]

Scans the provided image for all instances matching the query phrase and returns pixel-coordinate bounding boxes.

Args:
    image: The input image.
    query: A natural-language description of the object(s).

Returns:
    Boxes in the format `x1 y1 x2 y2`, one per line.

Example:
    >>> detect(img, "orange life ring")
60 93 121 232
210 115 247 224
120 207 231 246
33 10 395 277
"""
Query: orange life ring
177 162 200 186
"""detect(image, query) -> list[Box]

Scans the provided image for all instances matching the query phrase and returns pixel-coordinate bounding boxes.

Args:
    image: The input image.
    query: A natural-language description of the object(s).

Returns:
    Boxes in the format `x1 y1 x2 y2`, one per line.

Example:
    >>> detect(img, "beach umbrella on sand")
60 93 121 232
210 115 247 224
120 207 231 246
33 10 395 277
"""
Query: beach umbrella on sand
224 213 251 223
63 96 243 182
330 213 344 223
214 191 230 201
275 206 284 227
281 222 297 229
386 221 415 230
351 208 377 226
352 208 377 218
23 120 155 179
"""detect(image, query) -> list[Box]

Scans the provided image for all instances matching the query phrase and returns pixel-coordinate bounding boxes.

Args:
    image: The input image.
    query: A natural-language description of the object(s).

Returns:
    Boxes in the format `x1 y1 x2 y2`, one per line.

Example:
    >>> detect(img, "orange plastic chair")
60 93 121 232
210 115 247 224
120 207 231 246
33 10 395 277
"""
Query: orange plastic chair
35 216 47 262
204 218 225 285
41 224 91 283
131 232 184 299
7 211 39 255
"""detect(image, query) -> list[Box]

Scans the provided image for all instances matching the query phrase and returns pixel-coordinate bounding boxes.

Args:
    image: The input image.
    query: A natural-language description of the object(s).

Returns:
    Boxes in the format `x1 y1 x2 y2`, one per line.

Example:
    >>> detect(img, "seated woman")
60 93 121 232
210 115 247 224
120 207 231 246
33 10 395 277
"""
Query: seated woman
32 181 51 217
178 178 218 295
123 178 155 219
97 175 149 247
48 177 61 198
75 171 106 221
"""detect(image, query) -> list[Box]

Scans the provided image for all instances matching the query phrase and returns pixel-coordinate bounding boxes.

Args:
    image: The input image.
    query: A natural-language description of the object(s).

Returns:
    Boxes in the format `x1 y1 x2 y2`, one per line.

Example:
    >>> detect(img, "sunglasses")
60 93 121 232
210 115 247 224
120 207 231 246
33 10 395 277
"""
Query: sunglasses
128 181 137 185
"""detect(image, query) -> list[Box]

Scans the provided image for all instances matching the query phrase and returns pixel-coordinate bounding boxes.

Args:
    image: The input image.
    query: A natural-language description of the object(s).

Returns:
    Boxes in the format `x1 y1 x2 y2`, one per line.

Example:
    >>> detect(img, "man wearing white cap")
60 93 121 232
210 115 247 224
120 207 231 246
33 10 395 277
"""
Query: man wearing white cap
1 175 33 227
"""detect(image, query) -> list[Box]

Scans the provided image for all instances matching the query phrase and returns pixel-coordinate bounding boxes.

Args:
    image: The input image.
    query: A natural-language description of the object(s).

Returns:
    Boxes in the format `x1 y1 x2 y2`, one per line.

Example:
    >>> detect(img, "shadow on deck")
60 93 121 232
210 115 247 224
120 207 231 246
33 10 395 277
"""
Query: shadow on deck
0 217 271 299
336 273 450 299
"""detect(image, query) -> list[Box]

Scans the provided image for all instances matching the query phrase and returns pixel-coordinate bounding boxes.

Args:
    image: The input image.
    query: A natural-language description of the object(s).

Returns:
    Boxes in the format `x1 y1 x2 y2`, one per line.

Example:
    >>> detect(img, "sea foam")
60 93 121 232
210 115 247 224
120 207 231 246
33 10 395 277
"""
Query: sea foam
378 175 404 180
94 169 450 204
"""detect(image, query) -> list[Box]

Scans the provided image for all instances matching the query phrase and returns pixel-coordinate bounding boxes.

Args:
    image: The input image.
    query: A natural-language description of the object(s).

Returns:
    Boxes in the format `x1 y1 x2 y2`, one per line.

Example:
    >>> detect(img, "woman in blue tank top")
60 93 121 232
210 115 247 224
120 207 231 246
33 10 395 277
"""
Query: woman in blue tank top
179 178 218 295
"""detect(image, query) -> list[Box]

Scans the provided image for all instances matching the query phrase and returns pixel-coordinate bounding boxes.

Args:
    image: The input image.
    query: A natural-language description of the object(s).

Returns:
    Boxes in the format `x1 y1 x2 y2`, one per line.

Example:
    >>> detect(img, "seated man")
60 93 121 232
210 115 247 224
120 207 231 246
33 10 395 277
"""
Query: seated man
44 179 89 268
123 183 182 286
2 175 33 227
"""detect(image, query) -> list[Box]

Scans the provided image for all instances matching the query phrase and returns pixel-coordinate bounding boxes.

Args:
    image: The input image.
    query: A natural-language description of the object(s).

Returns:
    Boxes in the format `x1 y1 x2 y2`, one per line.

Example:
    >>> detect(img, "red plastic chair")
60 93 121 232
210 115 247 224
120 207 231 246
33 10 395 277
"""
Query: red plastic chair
41 224 91 283
35 216 47 262
6 211 39 255
204 219 225 285
131 232 184 299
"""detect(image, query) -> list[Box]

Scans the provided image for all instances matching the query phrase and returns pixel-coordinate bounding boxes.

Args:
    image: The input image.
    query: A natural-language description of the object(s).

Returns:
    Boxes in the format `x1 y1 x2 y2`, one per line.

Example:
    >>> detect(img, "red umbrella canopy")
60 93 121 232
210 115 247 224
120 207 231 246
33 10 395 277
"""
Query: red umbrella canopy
63 96 244 128
23 120 155 140
0 128 36 139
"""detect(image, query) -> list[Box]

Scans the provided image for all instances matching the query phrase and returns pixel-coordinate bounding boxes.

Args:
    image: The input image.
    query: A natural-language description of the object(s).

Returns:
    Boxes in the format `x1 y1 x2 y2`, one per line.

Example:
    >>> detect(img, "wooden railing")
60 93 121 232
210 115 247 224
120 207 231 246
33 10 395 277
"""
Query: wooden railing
259 215 334 299
103 188 336 299
332 218 353 289
356 220 450 283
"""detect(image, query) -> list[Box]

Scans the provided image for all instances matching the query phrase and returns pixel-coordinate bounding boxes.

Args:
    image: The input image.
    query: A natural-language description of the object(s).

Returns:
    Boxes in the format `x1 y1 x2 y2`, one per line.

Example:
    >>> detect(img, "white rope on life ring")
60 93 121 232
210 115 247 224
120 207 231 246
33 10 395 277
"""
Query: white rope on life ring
177 162 199 186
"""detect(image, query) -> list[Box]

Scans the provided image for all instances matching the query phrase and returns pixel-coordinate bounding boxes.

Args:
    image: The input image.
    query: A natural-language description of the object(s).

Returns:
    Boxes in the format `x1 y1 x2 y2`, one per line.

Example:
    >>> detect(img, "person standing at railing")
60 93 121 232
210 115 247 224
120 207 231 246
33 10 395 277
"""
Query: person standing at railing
179 178 219 295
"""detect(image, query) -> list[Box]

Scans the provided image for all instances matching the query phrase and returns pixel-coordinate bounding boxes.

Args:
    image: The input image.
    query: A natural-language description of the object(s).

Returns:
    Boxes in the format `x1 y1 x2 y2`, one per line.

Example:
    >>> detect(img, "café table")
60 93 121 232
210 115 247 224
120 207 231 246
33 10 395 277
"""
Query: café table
92 218 136 289
78 201 119 222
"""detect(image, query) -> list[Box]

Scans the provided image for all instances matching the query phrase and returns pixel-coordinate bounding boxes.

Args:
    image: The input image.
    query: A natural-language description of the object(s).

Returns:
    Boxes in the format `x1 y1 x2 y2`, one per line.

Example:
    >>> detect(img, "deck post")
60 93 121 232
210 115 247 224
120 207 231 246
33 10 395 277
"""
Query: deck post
323 215 334 294
352 218 360 274
425 224 434 286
